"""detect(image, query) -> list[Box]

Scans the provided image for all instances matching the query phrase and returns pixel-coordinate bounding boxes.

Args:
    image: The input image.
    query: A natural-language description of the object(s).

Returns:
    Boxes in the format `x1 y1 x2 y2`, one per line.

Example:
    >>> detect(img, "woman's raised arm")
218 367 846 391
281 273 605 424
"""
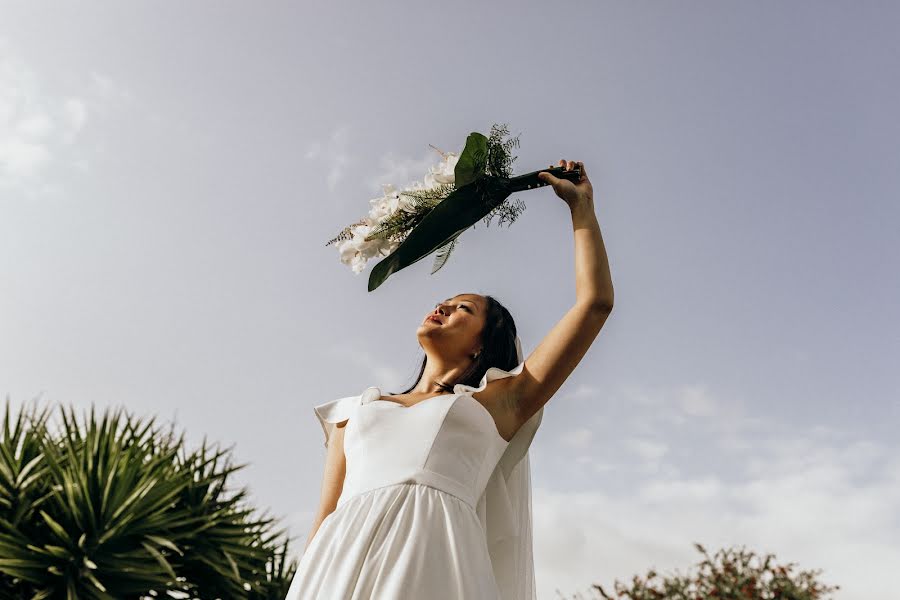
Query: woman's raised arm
509 159 614 431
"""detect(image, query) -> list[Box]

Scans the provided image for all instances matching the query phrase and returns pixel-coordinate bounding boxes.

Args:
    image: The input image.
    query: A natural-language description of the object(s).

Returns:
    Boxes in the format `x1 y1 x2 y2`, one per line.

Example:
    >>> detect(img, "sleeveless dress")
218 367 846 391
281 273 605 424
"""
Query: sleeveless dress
284 361 544 600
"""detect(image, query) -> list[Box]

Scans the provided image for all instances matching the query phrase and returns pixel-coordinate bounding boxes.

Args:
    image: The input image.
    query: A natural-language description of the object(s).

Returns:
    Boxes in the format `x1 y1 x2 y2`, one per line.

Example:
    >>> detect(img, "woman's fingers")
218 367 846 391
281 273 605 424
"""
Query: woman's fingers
537 170 559 184
565 159 589 182
552 158 590 184
559 159 581 174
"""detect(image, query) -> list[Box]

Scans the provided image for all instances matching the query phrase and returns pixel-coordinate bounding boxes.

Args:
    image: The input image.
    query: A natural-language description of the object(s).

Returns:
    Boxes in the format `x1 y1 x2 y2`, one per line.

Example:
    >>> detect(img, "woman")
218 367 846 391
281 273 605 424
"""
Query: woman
285 159 614 599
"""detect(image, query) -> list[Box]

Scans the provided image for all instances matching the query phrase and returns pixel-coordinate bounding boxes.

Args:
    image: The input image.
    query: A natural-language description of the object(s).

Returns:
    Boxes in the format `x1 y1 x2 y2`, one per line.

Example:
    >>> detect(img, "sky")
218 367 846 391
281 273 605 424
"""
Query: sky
2 1 898 598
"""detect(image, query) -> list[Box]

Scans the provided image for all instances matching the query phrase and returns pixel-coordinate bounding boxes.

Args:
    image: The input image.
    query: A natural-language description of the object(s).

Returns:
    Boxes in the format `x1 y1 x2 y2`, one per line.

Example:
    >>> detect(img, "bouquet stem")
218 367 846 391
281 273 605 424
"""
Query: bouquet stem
507 164 582 194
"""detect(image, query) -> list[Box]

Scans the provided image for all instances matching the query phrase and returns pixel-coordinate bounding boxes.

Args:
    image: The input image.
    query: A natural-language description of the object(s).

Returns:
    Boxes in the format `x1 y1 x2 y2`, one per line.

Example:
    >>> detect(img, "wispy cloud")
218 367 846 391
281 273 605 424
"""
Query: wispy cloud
364 146 442 194
678 383 718 417
87 71 133 106
322 337 408 395
0 41 130 195
624 436 669 464
304 124 353 193
534 381 898 600
0 53 85 193
561 426 594 449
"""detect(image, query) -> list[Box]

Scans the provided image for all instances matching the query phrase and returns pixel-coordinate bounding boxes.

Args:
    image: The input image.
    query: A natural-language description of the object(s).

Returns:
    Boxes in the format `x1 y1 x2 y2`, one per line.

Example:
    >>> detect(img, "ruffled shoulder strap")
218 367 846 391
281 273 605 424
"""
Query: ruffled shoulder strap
453 360 542 477
313 394 360 448
456 361 544 600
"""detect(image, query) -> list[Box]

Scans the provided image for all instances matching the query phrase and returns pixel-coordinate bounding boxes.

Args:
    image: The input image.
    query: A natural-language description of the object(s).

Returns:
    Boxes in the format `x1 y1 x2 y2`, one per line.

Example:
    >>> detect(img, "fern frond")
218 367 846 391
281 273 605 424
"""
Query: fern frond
324 219 367 247
486 122 520 179
400 182 455 206
363 183 456 244
482 196 526 229
430 234 461 275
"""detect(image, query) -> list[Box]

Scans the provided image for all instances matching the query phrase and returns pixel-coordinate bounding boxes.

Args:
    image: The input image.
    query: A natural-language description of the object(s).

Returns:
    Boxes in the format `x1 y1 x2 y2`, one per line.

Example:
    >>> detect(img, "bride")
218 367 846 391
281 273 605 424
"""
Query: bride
285 159 614 599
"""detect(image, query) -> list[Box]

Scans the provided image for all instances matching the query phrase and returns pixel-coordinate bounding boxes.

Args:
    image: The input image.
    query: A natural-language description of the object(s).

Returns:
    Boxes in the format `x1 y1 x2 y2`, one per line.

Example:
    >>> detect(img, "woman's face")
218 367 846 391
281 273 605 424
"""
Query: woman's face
418 293 488 359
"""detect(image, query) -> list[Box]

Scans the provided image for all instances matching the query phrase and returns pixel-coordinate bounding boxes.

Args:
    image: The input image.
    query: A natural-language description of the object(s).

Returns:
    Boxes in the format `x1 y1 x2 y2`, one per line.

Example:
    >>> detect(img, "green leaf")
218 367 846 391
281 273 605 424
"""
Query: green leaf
454 132 488 189
145 534 183 556
367 176 510 291
38 510 70 545
141 541 177 581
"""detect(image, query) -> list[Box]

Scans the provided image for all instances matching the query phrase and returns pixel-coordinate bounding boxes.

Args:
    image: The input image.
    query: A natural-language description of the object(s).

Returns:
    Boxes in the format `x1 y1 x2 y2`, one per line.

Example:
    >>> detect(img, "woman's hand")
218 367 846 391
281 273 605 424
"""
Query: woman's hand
537 159 594 213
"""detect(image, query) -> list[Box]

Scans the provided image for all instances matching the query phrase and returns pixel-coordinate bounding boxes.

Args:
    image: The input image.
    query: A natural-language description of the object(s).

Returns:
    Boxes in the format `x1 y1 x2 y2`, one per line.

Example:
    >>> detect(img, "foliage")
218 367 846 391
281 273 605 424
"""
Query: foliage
367 122 525 245
364 123 531 290
558 543 840 600
324 122 527 287
0 398 297 600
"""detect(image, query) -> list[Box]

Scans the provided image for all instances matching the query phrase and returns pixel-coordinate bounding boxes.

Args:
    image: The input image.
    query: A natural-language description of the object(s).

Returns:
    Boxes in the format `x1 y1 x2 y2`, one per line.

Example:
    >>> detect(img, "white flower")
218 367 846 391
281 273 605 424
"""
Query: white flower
335 238 368 274
336 221 397 274
429 151 459 185
368 184 402 222
334 148 458 274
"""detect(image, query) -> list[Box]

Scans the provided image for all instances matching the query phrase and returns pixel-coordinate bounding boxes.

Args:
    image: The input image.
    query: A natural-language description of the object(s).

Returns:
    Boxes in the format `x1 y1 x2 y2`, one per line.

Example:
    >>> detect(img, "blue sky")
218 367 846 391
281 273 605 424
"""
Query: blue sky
2 2 898 598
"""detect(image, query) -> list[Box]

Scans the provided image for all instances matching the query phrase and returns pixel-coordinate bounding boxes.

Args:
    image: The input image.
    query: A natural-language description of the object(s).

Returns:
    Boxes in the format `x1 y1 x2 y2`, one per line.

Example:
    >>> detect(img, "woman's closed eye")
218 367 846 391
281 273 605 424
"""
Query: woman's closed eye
435 302 470 312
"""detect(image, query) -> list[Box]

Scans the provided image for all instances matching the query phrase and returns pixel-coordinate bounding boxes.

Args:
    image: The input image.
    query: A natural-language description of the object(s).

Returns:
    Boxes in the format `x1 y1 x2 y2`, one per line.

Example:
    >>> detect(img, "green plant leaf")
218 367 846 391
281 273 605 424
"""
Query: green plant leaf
367 177 511 291
0 400 298 598
453 132 488 189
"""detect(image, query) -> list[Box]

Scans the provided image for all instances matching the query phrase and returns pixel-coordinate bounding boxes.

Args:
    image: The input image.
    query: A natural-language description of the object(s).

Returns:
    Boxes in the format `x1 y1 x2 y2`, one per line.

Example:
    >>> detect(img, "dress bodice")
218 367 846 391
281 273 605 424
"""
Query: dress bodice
310 361 544 600
334 388 509 511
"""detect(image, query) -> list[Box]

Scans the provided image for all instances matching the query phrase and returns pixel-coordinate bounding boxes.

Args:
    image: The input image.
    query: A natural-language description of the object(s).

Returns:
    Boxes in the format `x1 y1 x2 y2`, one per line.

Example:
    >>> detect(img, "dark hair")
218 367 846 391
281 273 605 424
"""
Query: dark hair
391 294 519 395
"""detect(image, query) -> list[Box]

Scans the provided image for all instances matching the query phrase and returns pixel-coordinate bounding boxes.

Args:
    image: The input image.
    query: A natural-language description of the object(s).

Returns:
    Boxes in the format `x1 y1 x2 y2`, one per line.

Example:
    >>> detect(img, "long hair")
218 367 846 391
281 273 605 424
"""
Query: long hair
391 294 519 395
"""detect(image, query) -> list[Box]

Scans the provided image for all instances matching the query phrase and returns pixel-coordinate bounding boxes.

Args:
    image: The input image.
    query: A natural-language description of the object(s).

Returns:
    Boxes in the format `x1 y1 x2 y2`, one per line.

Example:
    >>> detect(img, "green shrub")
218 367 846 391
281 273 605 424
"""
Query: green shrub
0 398 297 599
560 543 840 600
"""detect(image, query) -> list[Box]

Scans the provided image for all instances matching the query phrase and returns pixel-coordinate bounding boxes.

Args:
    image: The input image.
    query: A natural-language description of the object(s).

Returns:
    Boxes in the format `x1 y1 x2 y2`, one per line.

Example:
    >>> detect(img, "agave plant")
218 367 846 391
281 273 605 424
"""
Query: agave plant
0 398 297 599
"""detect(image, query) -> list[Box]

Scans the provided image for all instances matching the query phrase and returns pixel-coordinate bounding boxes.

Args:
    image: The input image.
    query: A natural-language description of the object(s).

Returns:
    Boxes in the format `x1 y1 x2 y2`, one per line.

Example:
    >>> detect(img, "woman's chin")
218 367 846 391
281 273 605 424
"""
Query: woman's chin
417 327 442 339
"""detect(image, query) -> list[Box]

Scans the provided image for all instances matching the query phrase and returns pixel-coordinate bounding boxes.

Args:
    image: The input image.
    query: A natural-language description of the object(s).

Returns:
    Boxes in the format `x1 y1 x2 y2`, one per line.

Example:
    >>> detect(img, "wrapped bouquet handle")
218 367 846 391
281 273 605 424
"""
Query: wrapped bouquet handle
507 165 582 193
324 123 583 291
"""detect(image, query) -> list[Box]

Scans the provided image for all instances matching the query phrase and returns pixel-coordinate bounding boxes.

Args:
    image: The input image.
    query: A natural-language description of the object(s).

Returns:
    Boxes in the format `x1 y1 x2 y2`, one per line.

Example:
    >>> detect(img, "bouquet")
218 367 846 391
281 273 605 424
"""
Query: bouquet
325 123 581 291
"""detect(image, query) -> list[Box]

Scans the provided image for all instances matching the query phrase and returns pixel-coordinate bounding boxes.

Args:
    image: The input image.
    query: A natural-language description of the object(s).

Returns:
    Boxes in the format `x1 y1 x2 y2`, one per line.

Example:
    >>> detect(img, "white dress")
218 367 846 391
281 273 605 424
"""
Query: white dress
284 361 544 600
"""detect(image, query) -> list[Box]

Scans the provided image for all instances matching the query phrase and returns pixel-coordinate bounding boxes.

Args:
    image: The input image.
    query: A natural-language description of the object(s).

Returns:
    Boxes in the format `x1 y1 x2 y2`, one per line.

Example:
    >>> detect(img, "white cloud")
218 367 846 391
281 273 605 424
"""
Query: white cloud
322 337 406 395
0 39 133 195
304 123 353 193
678 382 717 416
364 146 442 194
561 427 593 449
532 381 899 600
0 55 84 189
0 55 62 188
16 112 53 138
0 48 133 196
625 437 669 462
88 71 131 105
0 137 51 178
62 98 87 142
